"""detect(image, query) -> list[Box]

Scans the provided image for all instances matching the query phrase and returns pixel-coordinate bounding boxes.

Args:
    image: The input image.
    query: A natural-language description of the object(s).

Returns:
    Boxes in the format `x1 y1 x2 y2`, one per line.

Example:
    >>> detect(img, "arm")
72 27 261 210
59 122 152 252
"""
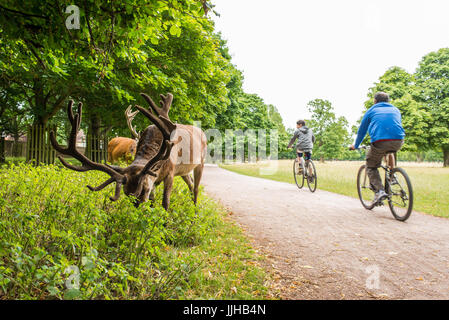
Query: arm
287 130 299 148
354 110 371 149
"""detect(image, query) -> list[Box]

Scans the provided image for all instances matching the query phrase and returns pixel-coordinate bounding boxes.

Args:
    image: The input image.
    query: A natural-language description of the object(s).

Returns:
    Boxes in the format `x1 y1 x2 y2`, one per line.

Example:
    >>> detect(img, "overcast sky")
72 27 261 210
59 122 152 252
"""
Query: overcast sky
212 0 449 129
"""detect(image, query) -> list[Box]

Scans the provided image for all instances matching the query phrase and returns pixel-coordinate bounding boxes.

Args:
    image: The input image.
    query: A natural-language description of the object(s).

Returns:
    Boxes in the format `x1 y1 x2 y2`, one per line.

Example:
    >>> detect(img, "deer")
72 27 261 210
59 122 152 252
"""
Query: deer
50 92 207 210
107 106 140 164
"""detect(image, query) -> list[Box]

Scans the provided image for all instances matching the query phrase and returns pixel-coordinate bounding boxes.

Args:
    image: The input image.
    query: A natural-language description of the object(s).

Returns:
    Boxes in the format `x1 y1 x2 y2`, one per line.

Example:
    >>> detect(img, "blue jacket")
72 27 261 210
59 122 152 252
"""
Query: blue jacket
354 102 405 149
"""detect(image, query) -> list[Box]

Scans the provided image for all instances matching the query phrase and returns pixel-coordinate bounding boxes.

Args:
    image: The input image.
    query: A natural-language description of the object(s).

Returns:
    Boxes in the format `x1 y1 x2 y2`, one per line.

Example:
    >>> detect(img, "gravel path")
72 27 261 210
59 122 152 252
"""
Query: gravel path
201 165 449 300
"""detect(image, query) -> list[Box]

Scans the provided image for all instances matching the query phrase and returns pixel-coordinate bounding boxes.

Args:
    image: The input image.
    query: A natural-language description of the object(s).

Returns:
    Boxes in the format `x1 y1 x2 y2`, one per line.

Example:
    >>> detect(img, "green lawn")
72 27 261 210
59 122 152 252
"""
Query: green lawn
221 160 449 218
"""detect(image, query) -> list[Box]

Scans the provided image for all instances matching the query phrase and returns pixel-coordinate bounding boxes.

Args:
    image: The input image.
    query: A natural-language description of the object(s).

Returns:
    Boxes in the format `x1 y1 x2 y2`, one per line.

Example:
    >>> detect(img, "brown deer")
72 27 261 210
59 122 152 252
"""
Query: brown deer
107 106 140 164
50 92 207 210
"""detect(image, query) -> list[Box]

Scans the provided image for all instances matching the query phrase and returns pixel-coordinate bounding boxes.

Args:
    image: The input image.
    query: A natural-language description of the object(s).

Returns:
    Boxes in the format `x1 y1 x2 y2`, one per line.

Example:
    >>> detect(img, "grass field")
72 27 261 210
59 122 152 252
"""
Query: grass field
221 160 449 218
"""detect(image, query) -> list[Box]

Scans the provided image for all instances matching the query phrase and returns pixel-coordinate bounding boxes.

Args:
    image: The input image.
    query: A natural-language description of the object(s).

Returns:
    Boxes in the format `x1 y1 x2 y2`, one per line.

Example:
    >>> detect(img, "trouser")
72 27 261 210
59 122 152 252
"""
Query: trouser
366 140 404 192
296 150 312 175
297 151 312 161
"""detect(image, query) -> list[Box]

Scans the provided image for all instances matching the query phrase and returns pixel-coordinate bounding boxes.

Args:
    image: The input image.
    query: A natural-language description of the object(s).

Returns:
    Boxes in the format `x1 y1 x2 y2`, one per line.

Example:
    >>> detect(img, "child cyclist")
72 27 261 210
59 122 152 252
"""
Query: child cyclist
287 120 315 177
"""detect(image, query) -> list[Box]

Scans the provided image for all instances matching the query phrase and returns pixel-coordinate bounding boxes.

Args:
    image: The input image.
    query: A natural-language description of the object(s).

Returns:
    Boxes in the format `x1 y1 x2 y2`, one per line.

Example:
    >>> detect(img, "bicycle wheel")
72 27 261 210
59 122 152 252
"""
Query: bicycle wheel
306 160 317 192
357 165 376 210
293 159 305 189
387 167 413 221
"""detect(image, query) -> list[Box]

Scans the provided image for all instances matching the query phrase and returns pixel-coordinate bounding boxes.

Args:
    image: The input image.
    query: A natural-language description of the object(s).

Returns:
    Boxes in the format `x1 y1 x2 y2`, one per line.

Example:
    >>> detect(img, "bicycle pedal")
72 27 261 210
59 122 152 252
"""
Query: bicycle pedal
374 199 386 207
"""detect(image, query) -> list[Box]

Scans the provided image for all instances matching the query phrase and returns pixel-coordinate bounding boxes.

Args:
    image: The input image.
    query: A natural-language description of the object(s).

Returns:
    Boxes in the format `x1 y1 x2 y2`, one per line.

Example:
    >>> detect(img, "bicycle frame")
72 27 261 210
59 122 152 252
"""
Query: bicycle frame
360 146 396 195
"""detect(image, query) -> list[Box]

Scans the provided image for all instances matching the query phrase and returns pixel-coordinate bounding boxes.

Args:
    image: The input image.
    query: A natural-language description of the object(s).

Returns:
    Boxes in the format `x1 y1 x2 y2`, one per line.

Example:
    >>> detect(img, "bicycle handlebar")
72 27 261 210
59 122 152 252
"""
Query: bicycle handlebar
348 145 368 151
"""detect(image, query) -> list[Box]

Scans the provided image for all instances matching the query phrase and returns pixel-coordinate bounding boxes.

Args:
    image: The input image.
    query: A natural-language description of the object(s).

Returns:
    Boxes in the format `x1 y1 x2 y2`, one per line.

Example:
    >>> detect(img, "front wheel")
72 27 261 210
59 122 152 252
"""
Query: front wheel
357 164 376 210
387 167 413 222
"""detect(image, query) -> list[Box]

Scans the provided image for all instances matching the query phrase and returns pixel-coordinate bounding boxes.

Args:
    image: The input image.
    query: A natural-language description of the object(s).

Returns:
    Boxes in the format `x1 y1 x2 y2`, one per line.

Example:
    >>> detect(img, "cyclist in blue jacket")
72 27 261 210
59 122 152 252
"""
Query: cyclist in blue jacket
350 92 405 204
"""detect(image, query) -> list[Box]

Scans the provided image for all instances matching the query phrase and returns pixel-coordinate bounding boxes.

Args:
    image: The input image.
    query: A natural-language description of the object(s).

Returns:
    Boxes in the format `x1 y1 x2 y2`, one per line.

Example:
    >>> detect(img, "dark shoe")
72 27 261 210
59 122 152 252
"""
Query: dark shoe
308 176 315 183
373 190 388 204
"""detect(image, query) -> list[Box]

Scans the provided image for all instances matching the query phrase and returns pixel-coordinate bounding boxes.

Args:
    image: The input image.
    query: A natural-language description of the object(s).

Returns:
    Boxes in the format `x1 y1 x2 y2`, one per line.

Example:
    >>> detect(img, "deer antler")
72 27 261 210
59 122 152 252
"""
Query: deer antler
125 105 140 139
129 92 179 197
50 100 127 201
140 92 173 119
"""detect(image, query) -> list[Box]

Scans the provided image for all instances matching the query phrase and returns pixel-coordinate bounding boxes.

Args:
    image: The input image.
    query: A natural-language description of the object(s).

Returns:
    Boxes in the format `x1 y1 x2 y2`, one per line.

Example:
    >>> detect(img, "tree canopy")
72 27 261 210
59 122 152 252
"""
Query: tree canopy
0 1 287 162
361 49 449 166
307 99 351 161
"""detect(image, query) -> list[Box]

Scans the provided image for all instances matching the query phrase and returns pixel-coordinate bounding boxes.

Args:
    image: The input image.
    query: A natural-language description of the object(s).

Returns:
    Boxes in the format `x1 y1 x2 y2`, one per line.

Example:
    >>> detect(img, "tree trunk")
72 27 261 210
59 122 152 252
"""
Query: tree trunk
86 113 105 162
416 152 423 163
0 135 5 163
12 132 21 157
444 148 449 167
28 80 48 165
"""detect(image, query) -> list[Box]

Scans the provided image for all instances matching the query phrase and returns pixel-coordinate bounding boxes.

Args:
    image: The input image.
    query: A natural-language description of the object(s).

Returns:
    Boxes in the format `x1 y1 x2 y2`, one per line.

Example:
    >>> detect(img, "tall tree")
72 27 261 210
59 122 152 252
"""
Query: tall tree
415 48 449 166
364 66 431 153
0 1 231 162
307 99 350 162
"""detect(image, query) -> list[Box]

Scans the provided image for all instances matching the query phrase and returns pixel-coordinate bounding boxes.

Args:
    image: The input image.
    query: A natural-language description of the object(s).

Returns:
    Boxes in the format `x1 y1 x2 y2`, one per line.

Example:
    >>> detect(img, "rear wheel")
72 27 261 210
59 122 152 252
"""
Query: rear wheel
293 159 305 189
357 165 376 210
387 167 413 222
306 160 317 193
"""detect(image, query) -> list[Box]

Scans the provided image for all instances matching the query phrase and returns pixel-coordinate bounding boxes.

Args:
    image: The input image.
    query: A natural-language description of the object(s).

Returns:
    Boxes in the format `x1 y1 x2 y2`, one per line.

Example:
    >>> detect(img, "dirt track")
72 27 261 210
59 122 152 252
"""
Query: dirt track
201 165 449 300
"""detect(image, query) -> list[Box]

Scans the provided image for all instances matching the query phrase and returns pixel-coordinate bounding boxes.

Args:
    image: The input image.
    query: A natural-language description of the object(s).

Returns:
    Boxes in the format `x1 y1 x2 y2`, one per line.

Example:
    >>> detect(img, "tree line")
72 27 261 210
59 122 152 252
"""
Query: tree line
0 0 287 162
284 49 449 166
1 1 448 166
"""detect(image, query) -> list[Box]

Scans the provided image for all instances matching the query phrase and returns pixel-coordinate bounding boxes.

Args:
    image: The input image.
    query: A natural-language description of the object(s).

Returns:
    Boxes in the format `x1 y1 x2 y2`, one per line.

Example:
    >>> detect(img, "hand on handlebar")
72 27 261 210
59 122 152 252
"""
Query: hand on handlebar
349 145 367 151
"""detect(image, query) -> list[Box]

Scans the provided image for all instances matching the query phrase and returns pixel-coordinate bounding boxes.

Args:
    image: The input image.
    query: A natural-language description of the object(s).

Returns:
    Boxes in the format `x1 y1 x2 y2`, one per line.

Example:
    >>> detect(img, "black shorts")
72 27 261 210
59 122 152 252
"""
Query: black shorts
297 152 312 161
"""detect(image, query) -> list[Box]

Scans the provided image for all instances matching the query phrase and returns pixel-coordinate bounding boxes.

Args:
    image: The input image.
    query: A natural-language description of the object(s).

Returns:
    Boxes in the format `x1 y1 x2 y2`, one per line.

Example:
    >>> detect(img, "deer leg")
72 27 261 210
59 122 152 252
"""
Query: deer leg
162 175 174 210
181 175 194 193
193 164 204 205
148 182 161 207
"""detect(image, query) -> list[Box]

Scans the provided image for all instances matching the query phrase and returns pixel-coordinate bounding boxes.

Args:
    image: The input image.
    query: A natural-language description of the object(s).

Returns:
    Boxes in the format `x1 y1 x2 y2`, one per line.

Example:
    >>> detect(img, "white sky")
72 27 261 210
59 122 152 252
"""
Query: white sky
212 0 449 129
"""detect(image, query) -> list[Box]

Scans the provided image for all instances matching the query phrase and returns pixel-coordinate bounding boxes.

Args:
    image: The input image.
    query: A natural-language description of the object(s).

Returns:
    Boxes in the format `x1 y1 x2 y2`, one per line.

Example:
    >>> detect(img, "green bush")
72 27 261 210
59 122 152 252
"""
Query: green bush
0 163 219 299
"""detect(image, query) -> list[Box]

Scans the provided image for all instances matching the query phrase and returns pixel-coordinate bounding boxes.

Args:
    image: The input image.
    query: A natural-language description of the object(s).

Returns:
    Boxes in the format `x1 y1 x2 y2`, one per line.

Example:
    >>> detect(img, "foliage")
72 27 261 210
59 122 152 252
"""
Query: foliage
0 1 230 138
213 37 285 161
0 1 287 163
363 66 431 152
306 99 351 161
0 163 270 299
415 48 449 165
362 51 449 166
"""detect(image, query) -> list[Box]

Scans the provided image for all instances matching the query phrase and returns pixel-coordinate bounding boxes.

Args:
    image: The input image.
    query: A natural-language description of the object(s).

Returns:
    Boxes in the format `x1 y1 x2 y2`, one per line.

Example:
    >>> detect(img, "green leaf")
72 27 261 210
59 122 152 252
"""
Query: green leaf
169 25 180 37
47 286 59 296
64 288 81 300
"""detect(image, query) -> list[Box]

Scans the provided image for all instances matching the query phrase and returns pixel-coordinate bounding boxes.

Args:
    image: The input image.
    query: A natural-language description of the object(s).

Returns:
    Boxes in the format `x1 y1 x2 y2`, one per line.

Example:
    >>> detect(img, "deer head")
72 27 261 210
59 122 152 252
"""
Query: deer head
50 93 179 205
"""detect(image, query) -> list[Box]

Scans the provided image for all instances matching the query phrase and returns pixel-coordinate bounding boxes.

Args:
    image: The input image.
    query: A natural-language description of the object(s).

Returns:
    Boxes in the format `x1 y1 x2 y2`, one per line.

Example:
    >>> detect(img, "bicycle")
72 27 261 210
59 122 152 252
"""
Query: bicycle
293 156 317 192
354 146 413 221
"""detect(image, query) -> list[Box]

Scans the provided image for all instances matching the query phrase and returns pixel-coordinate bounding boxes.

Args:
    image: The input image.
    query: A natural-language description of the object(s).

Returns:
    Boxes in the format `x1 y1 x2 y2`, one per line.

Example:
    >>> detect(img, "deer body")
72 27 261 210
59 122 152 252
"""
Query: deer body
51 92 207 211
128 124 207 209
107 137 137 164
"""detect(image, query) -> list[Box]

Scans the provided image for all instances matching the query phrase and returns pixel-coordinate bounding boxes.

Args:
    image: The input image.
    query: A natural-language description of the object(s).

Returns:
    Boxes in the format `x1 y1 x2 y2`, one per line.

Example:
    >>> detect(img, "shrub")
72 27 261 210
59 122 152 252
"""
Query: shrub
0 163 217 299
